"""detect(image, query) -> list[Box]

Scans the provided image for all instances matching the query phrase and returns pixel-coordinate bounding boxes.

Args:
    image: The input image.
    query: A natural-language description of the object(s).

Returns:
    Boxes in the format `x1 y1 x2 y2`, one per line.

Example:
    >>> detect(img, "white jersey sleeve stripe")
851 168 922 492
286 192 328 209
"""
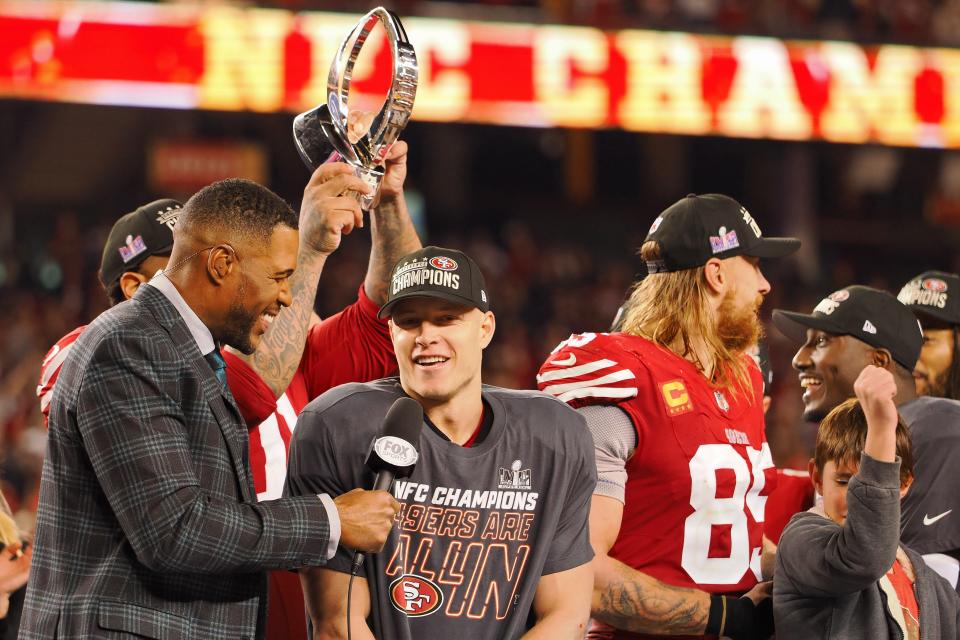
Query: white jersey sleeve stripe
557 386 639 402
535 359 618 384
541 369 636 396
38 341 73 389
39 391 52 414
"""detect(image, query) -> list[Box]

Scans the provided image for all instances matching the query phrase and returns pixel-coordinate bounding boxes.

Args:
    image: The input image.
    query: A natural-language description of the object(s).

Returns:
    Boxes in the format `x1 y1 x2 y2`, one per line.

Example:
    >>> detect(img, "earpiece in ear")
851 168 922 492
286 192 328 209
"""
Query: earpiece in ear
209 246 232 280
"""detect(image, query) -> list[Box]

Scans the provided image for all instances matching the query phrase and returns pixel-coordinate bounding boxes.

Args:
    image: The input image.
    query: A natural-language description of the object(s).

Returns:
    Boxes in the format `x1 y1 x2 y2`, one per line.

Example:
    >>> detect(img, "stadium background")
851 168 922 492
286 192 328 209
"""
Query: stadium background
3 0 960 546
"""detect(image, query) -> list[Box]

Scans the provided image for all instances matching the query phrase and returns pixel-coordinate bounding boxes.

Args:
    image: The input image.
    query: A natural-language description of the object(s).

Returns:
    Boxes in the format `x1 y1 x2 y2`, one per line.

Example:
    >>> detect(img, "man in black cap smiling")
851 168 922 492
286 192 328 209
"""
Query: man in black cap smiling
774 285 960 587
898 271 960 401
287 246 597 639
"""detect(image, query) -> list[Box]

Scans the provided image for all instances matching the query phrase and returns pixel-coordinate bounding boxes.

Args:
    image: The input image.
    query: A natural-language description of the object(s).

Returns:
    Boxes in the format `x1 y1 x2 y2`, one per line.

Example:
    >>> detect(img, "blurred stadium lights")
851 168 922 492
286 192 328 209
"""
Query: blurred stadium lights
147 140 268 197
2 1 960 148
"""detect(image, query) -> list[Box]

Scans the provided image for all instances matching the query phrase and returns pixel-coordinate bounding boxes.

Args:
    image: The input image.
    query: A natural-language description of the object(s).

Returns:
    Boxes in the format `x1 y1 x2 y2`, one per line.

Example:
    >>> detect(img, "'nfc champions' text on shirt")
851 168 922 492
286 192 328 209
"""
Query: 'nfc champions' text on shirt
393 481 539 511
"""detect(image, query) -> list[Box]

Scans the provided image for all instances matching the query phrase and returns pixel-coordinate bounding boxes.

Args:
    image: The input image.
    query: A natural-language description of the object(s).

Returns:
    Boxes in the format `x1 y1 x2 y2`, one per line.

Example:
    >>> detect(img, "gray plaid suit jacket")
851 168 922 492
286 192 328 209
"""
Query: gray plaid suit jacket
20 284 332 639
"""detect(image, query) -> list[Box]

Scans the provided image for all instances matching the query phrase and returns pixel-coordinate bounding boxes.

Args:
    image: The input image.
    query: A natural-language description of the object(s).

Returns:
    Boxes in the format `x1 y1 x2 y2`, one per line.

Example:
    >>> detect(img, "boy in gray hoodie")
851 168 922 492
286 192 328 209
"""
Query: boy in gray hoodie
774 365 960 639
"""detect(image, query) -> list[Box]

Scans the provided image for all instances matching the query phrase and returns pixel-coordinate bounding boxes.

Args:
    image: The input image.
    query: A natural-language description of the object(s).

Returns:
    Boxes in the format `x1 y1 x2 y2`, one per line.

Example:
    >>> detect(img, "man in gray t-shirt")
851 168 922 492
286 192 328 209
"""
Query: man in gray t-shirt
286 247 595 639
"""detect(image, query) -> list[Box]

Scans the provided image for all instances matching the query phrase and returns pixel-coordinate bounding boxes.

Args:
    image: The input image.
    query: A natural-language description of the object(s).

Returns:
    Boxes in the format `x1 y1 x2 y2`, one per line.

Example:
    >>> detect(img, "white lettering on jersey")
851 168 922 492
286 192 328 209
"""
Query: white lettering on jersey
681 442 772 585
724 428 749 445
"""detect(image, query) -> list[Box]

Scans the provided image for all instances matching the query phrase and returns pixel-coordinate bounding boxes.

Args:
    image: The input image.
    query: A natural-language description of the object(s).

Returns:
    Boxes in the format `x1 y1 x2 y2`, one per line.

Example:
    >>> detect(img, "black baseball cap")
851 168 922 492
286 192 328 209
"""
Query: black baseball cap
772 285 923 370
897 271 960 327
644 194 800 273
99 199 182 288
378 246 489 318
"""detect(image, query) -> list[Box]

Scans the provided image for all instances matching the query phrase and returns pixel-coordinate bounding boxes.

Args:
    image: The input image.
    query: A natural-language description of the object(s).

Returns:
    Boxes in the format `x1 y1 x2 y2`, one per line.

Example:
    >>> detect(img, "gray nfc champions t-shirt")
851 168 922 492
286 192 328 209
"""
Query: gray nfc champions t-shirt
286 378 596 640
899 395 960 555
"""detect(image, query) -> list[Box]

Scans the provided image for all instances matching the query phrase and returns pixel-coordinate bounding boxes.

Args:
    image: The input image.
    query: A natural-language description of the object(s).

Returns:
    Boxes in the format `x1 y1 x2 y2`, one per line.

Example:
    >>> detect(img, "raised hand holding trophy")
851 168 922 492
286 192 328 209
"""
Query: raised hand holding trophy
293 8 418 210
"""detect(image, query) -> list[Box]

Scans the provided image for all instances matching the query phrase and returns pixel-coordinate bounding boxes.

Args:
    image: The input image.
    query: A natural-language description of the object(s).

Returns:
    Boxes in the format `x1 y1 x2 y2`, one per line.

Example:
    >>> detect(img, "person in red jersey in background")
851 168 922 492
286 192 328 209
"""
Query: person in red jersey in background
222 141 420 639
748 340 815 545
614 300 813 548
36 198 184 424
538 193 799 639
37 140 420 639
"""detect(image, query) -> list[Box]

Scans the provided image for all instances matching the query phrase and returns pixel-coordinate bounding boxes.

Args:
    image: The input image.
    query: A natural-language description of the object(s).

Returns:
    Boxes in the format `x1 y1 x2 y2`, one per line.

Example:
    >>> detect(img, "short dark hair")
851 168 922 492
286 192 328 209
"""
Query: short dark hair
105 278 126 307
102 257 167 307
943 328 960 401
177 178 298 243
815 397 914 487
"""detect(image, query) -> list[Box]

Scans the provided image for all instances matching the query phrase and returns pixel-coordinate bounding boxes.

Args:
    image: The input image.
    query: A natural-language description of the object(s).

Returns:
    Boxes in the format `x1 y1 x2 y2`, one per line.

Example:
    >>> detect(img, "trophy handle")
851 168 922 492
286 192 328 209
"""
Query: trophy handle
294 7 418 210
328 8 418 166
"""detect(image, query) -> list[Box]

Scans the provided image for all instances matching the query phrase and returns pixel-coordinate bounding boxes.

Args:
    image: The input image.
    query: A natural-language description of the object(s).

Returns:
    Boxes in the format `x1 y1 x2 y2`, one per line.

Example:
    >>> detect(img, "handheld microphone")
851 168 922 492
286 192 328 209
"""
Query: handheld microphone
351 396 423 575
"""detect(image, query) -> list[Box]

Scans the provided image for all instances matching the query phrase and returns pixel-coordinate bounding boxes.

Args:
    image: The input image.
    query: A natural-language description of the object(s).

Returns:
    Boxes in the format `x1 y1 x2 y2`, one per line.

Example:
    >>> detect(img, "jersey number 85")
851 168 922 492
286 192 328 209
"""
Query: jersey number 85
682 443 772 585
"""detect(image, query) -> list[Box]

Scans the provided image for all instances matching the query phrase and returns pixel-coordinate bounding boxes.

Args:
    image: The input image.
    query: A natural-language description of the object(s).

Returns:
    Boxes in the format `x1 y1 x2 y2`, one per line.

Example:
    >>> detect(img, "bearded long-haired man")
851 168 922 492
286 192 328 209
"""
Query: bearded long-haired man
538 194 800 639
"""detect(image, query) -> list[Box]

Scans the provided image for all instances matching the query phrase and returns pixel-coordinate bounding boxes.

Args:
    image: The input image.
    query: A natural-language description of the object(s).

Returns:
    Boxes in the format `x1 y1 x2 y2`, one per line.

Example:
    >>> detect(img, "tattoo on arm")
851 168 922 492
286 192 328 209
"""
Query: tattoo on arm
231 256 326 398
593 561 709 634
365 197 422 306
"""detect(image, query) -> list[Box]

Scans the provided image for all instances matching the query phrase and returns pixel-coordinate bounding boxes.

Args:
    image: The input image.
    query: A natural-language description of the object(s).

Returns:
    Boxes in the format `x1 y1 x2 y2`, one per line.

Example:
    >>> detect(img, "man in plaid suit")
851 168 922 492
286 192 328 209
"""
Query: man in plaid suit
20 178 400 639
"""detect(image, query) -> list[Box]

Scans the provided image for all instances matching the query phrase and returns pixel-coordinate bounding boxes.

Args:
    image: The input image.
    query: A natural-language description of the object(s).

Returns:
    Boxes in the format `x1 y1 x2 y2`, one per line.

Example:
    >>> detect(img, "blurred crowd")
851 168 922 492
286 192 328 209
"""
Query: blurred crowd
539 0 960 46
224 0 960 47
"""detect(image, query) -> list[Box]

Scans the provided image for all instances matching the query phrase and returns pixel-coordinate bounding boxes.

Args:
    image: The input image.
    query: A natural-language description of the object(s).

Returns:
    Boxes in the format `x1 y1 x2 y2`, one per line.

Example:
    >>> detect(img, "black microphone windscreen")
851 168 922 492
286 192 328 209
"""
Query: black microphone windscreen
381 397 424 453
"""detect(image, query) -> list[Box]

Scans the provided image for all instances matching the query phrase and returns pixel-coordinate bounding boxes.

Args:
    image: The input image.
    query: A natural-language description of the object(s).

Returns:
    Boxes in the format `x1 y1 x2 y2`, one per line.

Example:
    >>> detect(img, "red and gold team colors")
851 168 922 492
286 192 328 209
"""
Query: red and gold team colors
538 332 775 633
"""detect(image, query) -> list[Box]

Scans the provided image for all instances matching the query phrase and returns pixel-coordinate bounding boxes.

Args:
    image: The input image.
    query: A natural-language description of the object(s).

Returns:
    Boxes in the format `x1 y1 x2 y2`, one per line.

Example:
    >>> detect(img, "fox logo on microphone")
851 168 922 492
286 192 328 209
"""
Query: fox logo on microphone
365 396 423 481
374 436 419 468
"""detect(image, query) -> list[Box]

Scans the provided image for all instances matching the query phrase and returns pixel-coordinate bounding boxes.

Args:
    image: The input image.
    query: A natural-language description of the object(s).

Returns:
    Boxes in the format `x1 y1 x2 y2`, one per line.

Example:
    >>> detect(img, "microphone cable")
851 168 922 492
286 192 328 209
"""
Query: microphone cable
347 554 362 640
345 396 422 640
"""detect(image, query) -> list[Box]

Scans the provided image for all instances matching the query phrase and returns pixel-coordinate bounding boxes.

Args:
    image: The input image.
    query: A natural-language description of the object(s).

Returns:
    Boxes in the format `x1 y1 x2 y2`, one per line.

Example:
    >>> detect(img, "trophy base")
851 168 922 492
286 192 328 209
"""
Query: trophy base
354 164 385 211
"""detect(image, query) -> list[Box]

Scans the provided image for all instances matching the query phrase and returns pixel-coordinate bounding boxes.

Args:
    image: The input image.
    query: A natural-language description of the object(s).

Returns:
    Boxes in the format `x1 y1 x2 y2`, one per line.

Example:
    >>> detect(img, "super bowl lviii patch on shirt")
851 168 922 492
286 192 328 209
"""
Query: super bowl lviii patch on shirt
286 379 596 640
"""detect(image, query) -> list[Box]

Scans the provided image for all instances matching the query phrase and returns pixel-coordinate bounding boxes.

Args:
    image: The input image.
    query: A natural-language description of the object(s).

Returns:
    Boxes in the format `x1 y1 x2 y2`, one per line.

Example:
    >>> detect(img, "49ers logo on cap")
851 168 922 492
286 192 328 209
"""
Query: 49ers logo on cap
389 574 443 617
429 256 458 271
922 278 948 292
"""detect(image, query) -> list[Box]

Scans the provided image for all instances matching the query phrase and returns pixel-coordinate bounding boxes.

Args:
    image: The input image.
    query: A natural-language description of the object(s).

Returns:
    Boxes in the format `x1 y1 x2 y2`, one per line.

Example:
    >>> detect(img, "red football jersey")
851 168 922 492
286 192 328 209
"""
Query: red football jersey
224 285 397 500
538 332 774 635
764 468 815 544
37 325 86 426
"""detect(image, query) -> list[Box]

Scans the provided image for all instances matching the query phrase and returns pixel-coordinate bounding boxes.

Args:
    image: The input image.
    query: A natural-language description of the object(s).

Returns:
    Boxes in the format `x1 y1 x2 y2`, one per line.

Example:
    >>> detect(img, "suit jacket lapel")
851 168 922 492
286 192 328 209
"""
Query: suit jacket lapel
134 285 255 502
